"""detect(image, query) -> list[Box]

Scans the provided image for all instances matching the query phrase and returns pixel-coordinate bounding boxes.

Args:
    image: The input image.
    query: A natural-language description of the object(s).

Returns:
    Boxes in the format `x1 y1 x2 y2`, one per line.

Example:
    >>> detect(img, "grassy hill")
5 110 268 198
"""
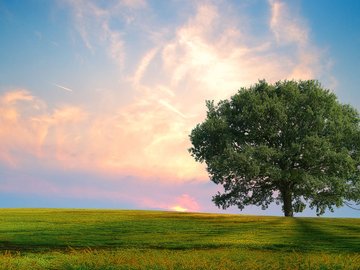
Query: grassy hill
0 209 359 269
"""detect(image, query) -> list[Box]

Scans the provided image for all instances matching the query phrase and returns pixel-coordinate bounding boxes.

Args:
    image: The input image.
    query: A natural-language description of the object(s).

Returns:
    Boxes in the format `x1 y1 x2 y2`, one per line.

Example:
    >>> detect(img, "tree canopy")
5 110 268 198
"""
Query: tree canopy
189 80 360 216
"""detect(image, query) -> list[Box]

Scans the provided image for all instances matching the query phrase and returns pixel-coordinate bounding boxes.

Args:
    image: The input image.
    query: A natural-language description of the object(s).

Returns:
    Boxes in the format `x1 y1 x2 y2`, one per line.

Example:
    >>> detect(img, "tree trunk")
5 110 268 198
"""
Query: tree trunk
282 188 294 217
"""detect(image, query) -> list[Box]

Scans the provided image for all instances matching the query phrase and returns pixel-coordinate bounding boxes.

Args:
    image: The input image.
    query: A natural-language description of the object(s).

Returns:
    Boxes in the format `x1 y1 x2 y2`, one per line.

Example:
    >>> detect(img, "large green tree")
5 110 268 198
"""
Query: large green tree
189 80 360 216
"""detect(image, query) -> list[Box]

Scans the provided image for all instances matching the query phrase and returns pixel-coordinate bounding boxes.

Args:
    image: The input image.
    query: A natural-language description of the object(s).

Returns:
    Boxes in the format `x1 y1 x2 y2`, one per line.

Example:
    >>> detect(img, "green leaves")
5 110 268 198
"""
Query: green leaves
189 80 360 216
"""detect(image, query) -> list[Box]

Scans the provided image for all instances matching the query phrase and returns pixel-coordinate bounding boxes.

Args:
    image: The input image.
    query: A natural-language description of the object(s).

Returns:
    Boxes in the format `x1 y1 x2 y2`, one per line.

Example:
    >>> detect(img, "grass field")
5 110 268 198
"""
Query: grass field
0 209 359 269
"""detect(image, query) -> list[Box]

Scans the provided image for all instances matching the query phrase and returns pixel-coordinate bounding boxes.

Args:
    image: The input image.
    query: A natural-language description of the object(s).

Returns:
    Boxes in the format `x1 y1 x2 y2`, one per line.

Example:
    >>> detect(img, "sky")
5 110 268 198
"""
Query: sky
0 0 359 217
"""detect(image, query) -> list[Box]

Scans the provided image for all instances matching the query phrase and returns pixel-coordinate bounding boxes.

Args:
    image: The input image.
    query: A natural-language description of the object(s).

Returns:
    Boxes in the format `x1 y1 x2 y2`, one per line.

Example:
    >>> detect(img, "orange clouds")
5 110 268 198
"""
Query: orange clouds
0 90 43 167
0 89 88 168
0 89 205 180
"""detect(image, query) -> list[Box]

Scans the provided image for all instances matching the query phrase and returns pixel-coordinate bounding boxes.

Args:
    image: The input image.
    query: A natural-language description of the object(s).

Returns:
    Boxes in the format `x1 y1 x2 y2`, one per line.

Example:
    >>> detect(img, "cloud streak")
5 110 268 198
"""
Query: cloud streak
52 83 73 92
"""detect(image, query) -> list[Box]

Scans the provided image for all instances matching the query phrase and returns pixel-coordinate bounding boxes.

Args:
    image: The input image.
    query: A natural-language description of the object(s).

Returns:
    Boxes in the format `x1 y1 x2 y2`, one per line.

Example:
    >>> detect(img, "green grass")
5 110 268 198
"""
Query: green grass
0 209 359 269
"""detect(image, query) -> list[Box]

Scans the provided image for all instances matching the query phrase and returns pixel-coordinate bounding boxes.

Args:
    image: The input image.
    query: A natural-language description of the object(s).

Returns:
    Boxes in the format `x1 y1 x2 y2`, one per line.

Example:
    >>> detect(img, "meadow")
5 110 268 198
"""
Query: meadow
0 209 359 269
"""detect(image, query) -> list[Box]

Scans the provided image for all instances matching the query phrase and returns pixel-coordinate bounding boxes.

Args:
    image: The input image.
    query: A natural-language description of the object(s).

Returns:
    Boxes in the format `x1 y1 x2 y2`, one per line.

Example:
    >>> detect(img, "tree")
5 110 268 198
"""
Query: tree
189 80 360 216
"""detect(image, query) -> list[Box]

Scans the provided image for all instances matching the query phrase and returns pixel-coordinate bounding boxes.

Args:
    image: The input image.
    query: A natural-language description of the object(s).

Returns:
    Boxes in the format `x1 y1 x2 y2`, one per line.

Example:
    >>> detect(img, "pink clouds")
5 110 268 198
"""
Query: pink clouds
0 170 206 212
0 90 89 168
139 193 201 212
0 89 206 180
169 194 200 212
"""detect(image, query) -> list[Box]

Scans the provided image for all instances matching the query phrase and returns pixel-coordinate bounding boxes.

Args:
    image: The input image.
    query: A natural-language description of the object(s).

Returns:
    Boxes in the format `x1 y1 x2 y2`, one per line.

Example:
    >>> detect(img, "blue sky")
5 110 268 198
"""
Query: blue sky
0 0 359 217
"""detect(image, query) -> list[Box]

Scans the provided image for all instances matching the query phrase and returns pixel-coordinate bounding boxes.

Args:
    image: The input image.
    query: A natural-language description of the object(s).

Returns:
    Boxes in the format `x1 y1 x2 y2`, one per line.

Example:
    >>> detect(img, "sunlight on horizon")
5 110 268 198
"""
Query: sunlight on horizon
170 206 188 212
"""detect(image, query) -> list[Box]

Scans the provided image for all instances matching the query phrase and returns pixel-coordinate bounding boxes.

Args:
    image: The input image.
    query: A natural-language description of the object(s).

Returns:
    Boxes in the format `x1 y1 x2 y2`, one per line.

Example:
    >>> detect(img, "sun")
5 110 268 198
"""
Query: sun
170 205 187 212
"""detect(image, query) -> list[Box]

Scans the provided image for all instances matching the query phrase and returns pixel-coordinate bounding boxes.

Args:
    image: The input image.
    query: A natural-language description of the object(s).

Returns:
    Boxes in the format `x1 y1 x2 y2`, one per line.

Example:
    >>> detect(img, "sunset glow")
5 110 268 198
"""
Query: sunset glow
170 206 187 212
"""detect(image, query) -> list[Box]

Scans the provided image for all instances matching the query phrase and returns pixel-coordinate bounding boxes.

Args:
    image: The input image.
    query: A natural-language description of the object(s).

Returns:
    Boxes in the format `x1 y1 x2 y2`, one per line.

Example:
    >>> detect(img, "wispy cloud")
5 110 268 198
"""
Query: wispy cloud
269 0 308 46
66 0 108 52
64 0 141 69
268 0 332 81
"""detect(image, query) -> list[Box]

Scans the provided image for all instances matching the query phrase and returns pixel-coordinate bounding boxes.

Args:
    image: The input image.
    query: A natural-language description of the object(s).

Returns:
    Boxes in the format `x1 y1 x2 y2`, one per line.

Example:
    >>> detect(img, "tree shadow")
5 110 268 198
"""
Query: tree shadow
292 218 360 253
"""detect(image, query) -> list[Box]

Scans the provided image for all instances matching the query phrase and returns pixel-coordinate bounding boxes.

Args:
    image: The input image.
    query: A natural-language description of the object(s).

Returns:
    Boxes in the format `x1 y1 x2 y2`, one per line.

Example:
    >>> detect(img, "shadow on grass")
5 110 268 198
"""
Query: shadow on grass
0 241 70 253
292 218 360 253
235 217 360 253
